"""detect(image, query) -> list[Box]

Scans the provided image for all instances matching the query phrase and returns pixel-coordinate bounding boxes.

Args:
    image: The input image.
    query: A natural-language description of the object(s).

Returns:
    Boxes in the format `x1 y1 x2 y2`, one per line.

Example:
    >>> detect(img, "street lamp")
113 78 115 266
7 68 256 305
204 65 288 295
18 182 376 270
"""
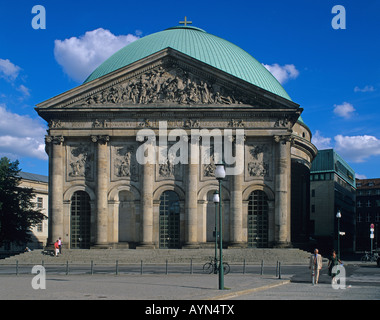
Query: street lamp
215 161 226 290
213 190 219 274
336 210 341 259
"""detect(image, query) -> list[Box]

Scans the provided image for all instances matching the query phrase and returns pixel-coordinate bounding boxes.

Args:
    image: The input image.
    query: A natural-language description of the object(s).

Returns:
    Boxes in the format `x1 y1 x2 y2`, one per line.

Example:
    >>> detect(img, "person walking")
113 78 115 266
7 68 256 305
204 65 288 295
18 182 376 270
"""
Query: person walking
327 250 342 284
54 240 60 257
58 237 62 254
309 248 323 284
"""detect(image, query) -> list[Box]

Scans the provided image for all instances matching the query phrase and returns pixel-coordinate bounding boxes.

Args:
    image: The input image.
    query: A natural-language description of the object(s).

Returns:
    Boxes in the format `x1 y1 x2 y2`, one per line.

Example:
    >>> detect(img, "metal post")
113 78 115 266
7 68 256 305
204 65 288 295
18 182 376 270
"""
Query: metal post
190 259 193 274
116 260 119 275
166 260 168 275
214 200 218 274
16 260 18 276
243 259 246 274
278 262 281 279
218 179 224 290
261 260 264 275
337 217 340 260
66 261 69 275
90 260 93 275
276 261 278 277
140 260 143 275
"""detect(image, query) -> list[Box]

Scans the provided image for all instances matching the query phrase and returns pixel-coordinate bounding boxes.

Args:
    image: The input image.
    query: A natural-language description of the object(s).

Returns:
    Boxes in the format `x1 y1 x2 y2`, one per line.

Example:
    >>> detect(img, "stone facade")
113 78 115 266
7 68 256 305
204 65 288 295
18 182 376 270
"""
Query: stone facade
36 48 317 249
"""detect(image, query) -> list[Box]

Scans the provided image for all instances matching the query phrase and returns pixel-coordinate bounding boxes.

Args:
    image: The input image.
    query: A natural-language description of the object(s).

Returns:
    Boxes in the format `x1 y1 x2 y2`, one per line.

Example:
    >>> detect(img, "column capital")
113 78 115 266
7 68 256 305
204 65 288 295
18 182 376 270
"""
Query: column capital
45 135 64 145
274 135 294 145
91 135 110 145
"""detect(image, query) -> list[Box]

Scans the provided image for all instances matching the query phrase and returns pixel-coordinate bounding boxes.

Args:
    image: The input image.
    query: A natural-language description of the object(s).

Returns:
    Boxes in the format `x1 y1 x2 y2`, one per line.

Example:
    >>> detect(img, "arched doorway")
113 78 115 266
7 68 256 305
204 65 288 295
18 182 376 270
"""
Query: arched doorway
118 190 136 242
70 191 91 249
159 190 180 249
248 190 269 248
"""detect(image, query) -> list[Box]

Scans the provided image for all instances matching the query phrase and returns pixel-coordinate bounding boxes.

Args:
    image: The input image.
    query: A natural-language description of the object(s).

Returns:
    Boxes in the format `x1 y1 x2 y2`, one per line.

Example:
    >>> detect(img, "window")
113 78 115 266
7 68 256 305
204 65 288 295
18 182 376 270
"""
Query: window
367 200 371 207
376 213 380 223
311 189 315 197
357 213 362 222
36 223 43 232
367 213 371 222
37 197 43 209
357 201 362 208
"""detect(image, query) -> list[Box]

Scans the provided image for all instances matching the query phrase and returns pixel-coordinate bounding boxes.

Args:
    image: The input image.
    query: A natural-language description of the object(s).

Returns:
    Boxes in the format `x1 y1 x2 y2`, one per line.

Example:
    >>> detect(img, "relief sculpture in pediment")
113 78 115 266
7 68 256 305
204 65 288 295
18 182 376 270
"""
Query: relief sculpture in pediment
81 66 251 107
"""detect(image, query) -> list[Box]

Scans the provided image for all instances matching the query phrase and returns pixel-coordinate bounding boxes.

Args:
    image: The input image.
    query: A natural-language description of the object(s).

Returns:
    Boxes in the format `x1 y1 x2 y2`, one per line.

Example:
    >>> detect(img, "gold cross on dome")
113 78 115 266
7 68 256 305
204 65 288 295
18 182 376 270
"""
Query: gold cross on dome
179 16 192 26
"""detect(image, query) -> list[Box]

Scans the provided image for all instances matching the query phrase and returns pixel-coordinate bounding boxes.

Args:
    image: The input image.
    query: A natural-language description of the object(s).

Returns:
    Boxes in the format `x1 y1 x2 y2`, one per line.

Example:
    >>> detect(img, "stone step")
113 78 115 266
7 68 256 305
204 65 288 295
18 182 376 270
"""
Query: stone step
0 248 311 265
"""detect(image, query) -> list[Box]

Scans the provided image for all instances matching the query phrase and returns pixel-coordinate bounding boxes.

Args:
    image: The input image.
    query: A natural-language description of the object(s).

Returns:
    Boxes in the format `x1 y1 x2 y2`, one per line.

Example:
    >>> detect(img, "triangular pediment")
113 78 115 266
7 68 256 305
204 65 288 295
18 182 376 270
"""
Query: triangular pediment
36 48 299 114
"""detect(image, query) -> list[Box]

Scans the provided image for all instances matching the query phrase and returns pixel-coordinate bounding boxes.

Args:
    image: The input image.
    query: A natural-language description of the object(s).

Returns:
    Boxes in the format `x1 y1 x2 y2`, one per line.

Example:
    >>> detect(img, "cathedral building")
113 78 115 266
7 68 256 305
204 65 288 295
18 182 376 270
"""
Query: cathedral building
36 24 317 249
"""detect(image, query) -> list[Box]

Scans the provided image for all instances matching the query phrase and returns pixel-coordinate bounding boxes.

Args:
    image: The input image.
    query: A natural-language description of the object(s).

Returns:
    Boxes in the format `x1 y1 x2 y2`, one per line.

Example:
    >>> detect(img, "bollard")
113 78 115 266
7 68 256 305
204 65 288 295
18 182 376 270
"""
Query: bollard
278 262 281 279
116 260 119 275
16 260 18 276
66 261 69 275
166 260 168 275
190 259 193 275
90 260 94 275
243 259 246 274
276 261 278 277
260 260 264 275
140 260 143 275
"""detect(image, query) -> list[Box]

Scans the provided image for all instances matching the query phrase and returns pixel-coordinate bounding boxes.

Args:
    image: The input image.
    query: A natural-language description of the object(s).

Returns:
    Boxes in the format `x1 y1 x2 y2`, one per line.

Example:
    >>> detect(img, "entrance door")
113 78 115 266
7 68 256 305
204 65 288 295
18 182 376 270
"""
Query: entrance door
159 191 180 249
70 191 91 249
248 190 269 248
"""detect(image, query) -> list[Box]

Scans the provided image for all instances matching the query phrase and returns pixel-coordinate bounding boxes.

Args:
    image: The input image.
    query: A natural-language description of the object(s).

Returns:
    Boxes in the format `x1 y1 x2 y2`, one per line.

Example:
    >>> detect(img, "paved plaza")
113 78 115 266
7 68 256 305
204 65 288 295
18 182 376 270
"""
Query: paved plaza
1 262 379 301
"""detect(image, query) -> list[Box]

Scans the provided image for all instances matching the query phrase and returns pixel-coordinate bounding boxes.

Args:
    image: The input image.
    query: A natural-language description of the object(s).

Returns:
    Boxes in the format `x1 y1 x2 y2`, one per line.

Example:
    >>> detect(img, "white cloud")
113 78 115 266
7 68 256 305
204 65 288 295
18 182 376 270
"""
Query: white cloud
262 63 299 84
354 85 375 92
17 84 30 97
311 130 332 150
334 134 380 163
0 105 47 160
54 28 140 82
0 58 21 81
333 102 355 119
355 173 367 179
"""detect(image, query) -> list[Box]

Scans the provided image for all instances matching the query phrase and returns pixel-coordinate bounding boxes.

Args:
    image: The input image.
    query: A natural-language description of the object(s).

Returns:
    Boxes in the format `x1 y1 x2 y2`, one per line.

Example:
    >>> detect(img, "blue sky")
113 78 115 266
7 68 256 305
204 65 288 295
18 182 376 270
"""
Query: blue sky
0 0 379 179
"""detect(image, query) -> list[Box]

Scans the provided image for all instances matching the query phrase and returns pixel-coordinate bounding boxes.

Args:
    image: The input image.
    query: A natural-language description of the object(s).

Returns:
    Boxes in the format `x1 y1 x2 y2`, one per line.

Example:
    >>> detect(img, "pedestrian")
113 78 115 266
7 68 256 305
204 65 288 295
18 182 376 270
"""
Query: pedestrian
327 250 342 284
54 240 60 257
309 248 323 284
58 237 62 254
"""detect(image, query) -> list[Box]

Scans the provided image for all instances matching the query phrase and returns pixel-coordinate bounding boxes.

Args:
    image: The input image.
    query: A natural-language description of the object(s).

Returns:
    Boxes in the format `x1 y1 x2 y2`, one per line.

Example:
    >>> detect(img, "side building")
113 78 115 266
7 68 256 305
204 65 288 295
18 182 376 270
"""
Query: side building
0 172 48 258
310 149 356 255
355 178 380 252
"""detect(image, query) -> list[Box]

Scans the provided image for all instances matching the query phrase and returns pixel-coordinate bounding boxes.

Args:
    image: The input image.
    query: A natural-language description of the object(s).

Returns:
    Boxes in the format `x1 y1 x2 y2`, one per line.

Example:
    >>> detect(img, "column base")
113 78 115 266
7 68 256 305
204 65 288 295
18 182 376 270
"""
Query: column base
91 243 112 249
182 243 200 249
227 242 247 248
136 243 156 249
274 242 293 248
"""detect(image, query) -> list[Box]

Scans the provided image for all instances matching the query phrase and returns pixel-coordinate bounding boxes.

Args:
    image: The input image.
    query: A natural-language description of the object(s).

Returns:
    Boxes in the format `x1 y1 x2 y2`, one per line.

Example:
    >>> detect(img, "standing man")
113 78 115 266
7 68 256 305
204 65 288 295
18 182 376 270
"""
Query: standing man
309 248 323 284
58 237 62 254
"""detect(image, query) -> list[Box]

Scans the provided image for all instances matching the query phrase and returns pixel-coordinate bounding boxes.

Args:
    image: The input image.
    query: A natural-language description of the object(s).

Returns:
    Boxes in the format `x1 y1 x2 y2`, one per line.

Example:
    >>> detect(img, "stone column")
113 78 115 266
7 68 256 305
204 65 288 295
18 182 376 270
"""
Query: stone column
140 162 154 247
46 135 64 246
229 135 244 247
92 135 109 248
274 135 292 247
185 137 199 248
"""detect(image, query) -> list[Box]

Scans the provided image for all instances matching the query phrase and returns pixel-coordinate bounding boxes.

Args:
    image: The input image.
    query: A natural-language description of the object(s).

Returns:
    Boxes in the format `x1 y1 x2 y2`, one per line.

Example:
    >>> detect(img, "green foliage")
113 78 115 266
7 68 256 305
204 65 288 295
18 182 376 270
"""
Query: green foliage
0 157 47 246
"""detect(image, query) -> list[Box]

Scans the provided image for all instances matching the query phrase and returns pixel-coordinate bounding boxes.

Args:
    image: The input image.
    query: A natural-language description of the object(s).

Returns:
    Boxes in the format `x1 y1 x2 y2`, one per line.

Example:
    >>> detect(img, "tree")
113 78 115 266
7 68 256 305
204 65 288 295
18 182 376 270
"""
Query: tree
0 157 46 246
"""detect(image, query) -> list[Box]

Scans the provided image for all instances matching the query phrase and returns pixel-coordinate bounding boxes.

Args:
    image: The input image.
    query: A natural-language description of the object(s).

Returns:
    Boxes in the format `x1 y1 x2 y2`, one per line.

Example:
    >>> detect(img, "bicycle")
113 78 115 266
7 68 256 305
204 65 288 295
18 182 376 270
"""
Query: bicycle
361 251 379 262
203 257 230 275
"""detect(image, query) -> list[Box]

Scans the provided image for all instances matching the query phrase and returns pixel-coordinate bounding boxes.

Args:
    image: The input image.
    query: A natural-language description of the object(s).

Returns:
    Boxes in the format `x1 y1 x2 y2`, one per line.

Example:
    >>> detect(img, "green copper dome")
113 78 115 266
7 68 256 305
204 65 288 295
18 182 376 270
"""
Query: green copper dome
84 26 292 101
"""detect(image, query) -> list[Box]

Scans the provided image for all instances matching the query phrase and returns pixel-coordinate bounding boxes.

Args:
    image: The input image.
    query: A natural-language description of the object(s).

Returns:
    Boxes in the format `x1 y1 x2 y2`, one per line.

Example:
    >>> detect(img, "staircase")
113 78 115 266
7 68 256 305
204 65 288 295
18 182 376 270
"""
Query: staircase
0 248 311 265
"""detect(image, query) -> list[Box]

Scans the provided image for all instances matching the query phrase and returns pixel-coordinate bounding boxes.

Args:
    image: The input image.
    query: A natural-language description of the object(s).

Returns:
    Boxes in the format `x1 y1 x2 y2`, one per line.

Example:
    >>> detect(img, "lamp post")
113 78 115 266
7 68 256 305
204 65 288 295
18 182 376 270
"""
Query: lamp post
213 191 219 274
215 161 226 290
336 210 341 260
